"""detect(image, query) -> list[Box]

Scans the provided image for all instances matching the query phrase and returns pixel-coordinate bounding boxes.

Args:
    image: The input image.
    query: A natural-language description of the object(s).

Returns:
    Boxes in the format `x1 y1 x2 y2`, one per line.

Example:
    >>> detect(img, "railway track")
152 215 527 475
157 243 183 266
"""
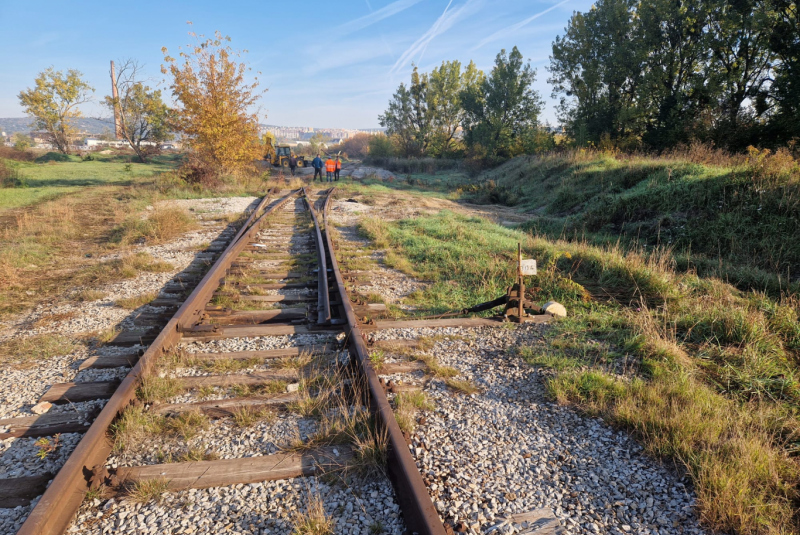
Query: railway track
4 187 447 535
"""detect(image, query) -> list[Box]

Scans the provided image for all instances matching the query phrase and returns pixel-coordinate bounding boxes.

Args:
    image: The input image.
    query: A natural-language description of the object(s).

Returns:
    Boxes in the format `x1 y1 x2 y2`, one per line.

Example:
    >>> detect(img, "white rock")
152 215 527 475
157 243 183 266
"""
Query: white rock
30 401 53 415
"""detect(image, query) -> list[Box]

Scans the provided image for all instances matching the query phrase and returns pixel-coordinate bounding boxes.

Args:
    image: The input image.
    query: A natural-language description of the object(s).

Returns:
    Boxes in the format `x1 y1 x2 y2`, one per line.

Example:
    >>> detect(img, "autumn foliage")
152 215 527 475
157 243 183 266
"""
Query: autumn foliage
162 29 263 178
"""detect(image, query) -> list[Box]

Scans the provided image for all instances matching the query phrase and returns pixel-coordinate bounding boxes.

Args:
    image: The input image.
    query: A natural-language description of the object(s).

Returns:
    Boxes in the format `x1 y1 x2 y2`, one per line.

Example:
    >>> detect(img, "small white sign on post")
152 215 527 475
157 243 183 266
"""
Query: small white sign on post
520 259 537 276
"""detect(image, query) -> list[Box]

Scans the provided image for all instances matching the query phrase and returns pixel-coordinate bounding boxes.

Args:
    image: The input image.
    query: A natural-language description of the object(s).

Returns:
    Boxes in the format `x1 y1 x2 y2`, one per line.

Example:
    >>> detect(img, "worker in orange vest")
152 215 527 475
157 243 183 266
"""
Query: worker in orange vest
334 157 342 181
325 156 336 182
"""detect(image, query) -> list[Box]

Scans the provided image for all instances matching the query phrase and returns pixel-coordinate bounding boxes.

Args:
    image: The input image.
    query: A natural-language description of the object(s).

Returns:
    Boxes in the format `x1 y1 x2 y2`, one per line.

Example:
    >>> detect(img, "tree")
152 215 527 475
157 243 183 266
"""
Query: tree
549 0 646 146
18 68 93 154
162 29 264 177
105 59 171 162
635 0 712 148
12 133 32 151
329 133 372 159
461 47 544 159
379 66 432 157
367 134 395 157
769 0 800 143
427 60 484 156
309 132 329 155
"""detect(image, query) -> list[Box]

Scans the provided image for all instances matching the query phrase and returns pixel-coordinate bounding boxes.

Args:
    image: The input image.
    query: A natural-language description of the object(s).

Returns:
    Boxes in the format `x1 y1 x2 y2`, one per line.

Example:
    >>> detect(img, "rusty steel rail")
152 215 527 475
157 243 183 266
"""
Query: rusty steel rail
303 187 331 325
322 189 447 535
17 189 301 535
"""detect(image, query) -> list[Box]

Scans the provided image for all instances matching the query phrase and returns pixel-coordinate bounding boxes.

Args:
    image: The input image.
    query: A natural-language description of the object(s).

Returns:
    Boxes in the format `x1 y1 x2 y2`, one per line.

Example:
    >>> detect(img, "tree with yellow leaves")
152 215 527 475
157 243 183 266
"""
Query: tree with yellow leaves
18 68 94 154
162 28 264 178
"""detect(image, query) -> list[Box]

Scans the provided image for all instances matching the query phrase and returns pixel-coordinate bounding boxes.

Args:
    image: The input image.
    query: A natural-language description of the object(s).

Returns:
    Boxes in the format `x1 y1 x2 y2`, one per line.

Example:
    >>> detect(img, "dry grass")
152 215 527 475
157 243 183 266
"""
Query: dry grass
232 406 276 427
115 291 158 310
124 478 170 504
111 207 198 245
291 492 334 535
73 289 106 302
137 375 183 404
0 334 79 367
393 391 433 435
445 378 480 395
110 406 209 453
414 354 458 378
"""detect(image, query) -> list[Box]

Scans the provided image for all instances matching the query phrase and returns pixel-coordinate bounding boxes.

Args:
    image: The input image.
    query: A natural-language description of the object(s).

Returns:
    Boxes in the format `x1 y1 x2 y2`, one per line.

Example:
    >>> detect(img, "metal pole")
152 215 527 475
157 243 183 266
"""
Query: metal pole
518 242 524 320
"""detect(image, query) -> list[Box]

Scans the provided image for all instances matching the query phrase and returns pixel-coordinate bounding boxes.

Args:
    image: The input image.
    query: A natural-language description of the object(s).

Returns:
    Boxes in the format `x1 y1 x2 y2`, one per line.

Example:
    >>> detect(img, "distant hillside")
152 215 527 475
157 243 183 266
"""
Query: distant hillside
0 117 115 135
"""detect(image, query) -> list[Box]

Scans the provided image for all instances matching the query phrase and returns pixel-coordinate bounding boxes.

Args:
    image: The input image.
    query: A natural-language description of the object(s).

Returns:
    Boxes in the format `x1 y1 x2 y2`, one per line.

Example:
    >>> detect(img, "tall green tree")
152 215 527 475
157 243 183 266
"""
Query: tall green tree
768 0 799 143
636 0 711 147
704 0 775 148
461 47 544 159
18 68 94 154
104 59 171 163
427 60 484 156
379 66 433 157
550 0 644 146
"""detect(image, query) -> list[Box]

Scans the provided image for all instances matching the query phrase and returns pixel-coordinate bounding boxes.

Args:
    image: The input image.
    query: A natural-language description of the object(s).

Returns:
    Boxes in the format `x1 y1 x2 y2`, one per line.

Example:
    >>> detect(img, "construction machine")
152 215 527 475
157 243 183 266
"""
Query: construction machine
264 142 307 168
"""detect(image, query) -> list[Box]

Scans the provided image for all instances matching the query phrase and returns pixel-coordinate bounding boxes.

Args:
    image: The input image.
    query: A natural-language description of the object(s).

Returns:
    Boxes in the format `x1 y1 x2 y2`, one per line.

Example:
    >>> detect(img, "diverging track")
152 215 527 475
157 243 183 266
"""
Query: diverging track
13 188 445 535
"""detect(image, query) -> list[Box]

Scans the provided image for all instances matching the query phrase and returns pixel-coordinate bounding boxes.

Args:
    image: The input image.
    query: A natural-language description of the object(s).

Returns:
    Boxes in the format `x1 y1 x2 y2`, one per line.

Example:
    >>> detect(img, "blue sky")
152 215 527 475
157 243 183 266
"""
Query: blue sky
0 0 592 129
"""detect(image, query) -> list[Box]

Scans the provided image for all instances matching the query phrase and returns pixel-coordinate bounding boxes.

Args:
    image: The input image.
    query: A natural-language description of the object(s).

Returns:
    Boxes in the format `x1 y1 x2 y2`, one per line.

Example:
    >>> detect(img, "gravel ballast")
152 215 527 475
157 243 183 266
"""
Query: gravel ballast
371 325 707 535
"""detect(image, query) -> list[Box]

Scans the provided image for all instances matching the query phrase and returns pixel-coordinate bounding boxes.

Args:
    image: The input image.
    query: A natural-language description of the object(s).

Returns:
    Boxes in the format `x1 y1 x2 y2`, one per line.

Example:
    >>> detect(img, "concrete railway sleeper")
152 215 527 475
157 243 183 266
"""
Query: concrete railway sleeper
9 188 446 535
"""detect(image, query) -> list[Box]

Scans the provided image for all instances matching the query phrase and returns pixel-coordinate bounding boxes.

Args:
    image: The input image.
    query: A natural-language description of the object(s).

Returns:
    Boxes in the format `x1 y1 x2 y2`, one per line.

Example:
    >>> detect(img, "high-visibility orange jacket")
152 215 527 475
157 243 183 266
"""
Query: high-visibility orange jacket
335 159 342 170
325 159 336 172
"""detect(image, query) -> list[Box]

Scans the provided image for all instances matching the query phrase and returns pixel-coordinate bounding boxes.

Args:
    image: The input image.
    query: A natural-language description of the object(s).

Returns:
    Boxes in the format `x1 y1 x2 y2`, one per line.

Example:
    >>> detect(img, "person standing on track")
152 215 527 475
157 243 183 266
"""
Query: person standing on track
334 156 341 181
325 156 336 182
288 153 297 177
311 154 323 181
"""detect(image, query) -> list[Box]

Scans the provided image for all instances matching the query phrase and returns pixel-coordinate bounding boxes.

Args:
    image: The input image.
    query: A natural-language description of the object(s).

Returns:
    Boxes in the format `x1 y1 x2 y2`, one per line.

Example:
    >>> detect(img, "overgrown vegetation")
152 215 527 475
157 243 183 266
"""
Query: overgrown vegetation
363 207 800 534
110 207 197 245
469 148 800 297
0 334 79 367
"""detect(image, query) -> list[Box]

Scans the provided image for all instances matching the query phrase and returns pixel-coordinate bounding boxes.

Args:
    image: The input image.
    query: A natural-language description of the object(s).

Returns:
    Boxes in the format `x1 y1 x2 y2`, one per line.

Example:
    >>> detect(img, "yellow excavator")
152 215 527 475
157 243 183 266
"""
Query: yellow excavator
264 142 307 168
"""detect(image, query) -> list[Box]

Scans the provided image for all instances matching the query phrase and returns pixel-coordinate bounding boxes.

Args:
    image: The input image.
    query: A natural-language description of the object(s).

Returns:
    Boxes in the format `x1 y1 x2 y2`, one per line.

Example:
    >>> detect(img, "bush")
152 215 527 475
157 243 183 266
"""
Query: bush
0 160 26 188
363 157 463 174
0 145 36 162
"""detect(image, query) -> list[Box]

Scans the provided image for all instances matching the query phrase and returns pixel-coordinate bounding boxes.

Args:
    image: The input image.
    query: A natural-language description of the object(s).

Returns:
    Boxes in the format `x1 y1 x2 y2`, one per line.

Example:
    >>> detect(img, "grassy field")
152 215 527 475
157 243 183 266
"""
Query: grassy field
1 153 182 210
0 152 270 318
349 155 800 534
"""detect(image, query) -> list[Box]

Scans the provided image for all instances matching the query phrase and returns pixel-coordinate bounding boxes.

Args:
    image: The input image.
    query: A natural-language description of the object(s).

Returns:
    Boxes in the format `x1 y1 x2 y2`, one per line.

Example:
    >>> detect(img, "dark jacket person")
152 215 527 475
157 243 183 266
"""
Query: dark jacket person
311 155 323 181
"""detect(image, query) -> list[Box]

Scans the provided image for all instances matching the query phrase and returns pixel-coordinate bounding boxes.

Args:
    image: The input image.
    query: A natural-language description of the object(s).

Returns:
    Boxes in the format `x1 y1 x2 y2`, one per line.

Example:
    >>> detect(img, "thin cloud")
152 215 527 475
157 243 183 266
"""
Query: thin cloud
472 0 573 50
390 0 483 76
338 0 425 35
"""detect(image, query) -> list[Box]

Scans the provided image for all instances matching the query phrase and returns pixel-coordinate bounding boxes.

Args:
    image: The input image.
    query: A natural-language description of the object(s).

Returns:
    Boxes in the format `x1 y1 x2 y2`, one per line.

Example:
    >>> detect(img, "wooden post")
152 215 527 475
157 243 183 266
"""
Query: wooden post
518 242 524 320
110 61 122 140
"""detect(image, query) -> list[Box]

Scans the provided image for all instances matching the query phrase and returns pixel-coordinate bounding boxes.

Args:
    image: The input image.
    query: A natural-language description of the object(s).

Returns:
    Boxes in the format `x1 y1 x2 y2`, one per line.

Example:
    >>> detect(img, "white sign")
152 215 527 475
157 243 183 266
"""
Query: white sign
520 259 537 276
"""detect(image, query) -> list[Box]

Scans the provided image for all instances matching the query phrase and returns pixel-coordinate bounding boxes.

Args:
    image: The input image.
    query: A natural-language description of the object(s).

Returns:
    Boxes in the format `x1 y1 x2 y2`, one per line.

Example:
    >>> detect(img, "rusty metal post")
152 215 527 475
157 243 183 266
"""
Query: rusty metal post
518 242 524 320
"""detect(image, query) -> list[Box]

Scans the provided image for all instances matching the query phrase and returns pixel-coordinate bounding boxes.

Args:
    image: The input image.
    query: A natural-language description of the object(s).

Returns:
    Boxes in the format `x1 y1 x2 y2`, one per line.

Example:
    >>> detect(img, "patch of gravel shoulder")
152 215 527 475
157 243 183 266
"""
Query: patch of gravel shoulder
69 475 405 535
369 325 707 535
180 334 339 354
0 432 82 478
0 503 33 535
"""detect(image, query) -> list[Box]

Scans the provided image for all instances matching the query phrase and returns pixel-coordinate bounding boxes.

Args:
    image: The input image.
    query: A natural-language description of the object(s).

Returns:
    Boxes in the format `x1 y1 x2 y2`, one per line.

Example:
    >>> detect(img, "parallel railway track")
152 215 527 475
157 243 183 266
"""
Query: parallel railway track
7 187 448 535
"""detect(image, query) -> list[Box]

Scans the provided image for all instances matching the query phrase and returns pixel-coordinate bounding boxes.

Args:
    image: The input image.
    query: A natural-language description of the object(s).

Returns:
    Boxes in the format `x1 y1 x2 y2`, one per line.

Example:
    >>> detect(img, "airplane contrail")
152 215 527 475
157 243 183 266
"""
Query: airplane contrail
390 0 482 76
338 0 424 35
472 0 573 50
